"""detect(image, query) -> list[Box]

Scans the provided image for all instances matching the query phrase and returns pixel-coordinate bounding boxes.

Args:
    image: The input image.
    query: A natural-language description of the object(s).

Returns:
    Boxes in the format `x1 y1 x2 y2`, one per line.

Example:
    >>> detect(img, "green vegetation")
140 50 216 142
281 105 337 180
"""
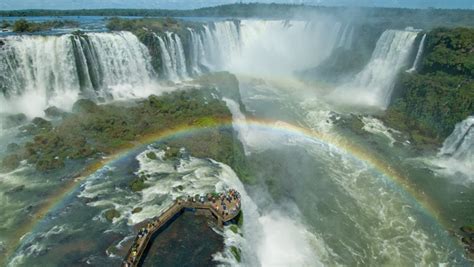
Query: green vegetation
301 24 383 83
130 175 148 192
12 19 79 33
229 224 239 234
106 17 202 75
146 151 157 160
230 246 241 262
2 114 27 129
104 209 120 222
237 211 243 227
1 154 21 172
385 27 474 148
1 20 10 29
1 75 250 185
1 4 474 28
132 207 143 214
107 17 192 33
163 146 180 160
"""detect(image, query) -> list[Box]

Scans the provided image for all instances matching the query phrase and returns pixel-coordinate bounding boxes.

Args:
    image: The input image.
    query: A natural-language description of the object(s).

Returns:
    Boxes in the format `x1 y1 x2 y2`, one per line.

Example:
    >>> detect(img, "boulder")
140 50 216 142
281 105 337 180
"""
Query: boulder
1 154 21 172
44 106 66 118
72 99 100 113
104 209 121 222
6 143 20 152
132 207 143 214
32 117 52 129
2 113 27 129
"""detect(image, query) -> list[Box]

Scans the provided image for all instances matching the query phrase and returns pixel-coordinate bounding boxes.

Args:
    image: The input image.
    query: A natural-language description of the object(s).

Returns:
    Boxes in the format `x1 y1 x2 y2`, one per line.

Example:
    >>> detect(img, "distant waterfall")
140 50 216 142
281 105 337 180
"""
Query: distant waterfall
331 29 418 109
153 19 342 78
438 116 474 166
407 33 426 73
335 23 354 50
199 21 240 70
0 31 156 117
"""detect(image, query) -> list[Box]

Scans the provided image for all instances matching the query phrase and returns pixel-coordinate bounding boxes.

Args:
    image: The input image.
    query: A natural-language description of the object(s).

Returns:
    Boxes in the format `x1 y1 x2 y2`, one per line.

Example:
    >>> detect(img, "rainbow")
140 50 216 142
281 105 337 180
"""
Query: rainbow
3 117 445 264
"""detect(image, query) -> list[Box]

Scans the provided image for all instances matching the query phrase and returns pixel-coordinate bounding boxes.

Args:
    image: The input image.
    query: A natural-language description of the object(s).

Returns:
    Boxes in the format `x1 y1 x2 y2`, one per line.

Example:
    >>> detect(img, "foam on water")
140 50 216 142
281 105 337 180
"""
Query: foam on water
361 116 401 146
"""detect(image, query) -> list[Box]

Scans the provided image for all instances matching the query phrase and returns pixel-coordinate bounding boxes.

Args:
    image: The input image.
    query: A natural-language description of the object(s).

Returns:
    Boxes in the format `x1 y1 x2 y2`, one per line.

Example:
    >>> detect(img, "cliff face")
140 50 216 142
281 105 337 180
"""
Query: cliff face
1 73 249 180
384 27 474 148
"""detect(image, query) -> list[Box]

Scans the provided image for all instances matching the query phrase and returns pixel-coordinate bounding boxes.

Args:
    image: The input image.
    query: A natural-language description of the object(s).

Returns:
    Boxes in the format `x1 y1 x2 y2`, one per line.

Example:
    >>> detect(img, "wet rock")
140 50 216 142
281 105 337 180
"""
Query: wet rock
230 246 241 262
82 196 99 204
104 209 121 222
461 226 474 235
146 151 157 160
72 99 99 113
459 225 474 258
6 143 20 152
132 207 143 214
44 106 66 118
1 154 21 172
18 117 53 136
32 117 53 129
129 176 147 192
0 40 5 47
2 113 27 129
6 185 25 195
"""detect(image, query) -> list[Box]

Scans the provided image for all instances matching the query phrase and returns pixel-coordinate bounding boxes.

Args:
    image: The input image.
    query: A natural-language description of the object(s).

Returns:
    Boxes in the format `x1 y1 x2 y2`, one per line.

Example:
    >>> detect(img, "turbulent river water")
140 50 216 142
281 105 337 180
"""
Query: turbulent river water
0 16 473 266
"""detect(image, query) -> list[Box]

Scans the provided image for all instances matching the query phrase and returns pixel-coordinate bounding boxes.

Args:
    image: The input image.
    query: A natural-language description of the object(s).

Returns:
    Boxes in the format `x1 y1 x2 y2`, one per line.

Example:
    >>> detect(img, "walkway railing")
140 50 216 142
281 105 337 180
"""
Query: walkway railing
122 192 241 267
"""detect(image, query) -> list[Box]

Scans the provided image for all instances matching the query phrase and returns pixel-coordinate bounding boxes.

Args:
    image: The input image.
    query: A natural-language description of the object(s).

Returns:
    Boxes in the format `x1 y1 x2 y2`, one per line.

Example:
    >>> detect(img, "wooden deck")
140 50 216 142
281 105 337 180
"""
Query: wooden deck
122 191 241 267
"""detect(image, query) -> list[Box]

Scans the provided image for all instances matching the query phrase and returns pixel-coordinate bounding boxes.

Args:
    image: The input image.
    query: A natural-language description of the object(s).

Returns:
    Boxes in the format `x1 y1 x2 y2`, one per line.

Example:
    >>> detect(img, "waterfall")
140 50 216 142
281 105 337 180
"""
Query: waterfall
173 34 188 79
331 29 418 109
430 116 474 182
187 28 204 75
0 31 156 117
196 19 341 75
336 24 353 50
199 21 240 70
439 116 474 160
154 32 188 81
407 33 426 73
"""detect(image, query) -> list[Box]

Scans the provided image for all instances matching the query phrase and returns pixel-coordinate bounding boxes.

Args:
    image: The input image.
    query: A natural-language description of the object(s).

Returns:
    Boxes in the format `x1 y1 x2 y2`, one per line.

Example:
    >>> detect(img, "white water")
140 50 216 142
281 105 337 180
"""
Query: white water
199 21 240 70
155 32 189 81
191 19 342 77
0 32 156 117
187 28 205 75
362 116 401 146
227 20 341 76
336 23 354 50
331 30 419 109
407 33 427 73
434 116 474 182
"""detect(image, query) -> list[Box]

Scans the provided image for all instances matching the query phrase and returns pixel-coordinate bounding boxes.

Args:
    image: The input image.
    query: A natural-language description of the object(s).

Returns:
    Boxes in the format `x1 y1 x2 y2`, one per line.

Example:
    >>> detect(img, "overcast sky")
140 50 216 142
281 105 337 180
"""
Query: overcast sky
0 0 473 10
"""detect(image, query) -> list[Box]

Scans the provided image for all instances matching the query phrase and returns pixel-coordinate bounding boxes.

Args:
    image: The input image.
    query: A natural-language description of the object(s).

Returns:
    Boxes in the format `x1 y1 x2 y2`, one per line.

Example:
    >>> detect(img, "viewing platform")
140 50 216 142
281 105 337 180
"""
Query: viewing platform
122 189 241 267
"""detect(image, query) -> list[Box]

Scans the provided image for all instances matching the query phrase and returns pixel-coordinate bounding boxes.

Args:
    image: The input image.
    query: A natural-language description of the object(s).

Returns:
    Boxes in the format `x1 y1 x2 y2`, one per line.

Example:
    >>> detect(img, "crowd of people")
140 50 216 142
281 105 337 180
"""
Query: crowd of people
184 189 241 218
123 189 241 266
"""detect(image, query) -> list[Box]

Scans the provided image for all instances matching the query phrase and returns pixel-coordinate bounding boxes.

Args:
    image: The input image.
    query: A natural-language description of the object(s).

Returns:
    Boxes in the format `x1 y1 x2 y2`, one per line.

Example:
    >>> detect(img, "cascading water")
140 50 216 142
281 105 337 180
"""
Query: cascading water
335 23 354 50
435 116 474 181
221 19 341 75
330 29 419 109
187 28 205 75
155 32 189 81
199 21 240 70
407 33 427 73
0 31 156 117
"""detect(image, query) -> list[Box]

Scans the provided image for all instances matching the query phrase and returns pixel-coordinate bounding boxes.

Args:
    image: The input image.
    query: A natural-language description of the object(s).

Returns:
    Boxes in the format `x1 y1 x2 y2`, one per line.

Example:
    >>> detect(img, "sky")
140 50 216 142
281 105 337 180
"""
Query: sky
0 0 473 10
